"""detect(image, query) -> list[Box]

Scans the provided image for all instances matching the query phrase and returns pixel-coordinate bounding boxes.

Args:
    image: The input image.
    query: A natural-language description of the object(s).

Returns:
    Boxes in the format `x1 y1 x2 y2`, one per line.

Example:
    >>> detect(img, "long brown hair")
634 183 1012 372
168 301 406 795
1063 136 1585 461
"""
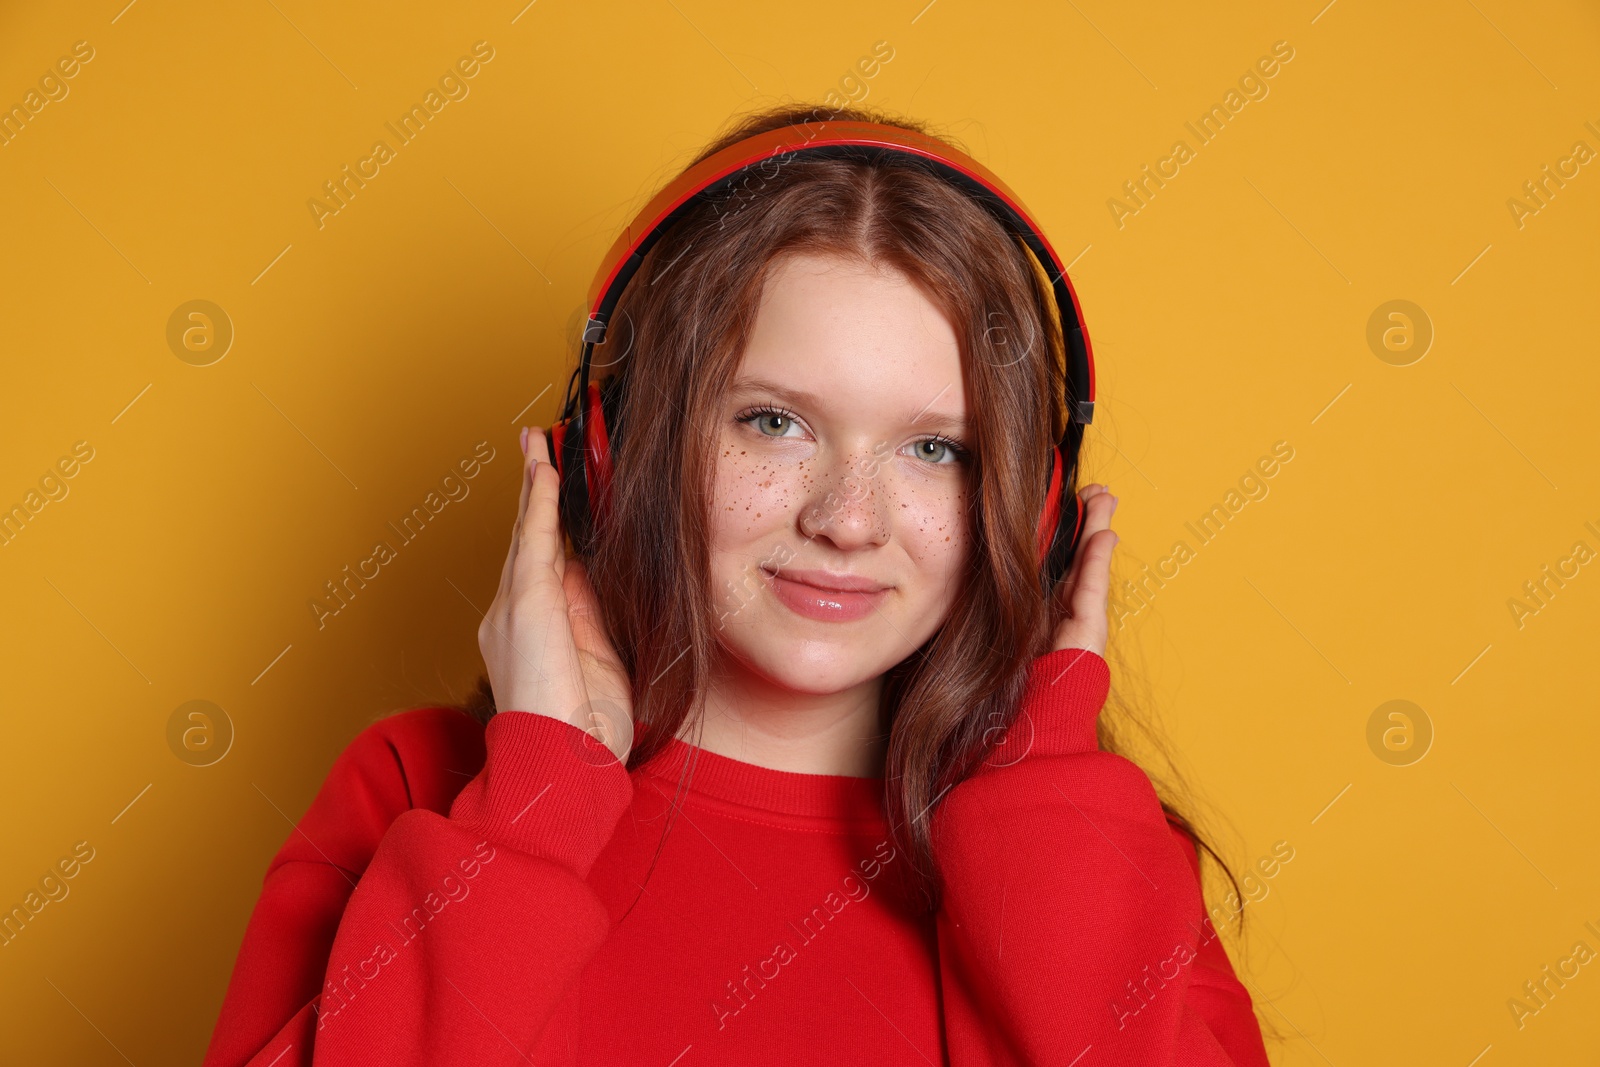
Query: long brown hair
452 101 1244 925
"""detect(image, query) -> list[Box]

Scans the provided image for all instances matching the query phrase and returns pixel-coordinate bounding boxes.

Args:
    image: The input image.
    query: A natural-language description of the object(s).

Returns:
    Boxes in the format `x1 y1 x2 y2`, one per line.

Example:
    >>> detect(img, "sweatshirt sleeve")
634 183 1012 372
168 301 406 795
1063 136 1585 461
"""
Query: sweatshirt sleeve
932 647 1270 1067
204 709 633 1067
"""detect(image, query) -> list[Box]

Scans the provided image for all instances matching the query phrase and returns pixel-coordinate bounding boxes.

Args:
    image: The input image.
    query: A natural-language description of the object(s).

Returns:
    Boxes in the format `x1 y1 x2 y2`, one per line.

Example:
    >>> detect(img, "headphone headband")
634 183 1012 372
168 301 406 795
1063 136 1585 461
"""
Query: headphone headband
577 119 1095 430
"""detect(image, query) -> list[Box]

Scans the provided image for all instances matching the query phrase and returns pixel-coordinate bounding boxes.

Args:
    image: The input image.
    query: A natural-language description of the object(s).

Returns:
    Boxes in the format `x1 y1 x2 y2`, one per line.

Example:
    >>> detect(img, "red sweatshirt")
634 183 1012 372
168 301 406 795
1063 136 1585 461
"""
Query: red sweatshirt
203 647 1269 1066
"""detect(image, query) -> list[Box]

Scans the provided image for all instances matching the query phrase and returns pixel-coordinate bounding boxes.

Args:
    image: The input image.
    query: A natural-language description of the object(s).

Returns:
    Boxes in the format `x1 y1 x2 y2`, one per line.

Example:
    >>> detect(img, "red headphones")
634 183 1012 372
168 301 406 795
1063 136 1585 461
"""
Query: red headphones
545 118 1097 586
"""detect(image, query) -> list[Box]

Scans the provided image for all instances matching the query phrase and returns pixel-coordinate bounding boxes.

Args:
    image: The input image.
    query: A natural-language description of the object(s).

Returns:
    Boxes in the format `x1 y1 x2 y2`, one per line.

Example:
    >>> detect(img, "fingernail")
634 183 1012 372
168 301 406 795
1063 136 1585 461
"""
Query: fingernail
1110 495 1119 516
1111 533 1120 547
520 427 529 456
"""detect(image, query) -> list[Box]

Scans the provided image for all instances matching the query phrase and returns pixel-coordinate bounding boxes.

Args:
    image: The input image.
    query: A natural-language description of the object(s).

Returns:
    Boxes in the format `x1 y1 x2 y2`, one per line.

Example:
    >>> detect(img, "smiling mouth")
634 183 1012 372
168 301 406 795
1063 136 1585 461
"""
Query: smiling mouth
759 564 890 623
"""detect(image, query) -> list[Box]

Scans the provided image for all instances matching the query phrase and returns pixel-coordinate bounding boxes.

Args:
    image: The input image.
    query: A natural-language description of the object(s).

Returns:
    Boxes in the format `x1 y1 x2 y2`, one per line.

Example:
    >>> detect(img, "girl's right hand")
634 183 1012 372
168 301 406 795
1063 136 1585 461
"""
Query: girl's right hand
477 425 635 762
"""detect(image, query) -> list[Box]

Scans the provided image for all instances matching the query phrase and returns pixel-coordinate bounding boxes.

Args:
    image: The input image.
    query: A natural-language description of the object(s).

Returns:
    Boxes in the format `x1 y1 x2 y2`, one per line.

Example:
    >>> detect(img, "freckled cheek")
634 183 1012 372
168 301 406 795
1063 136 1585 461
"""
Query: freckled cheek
892 485 970 565
711 448 806 534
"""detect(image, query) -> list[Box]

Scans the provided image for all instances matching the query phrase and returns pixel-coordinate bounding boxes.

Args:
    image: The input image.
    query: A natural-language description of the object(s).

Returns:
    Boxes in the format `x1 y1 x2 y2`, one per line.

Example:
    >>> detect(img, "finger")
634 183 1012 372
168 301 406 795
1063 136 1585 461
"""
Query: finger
493 427 539 605
530 425 566 583
1058 486 1117 607
511 424 566 598
1056 527 1118 653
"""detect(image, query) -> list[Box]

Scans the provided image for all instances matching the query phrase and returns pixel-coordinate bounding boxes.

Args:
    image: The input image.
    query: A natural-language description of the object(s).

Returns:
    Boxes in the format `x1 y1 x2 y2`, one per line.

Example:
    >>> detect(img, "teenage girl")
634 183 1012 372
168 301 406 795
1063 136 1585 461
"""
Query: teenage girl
203 103 1271 1066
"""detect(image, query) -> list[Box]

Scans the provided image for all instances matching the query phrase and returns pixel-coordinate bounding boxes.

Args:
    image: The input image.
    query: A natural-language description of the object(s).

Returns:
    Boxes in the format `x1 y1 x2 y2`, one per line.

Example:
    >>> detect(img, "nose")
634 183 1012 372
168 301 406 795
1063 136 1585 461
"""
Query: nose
797 446 892 551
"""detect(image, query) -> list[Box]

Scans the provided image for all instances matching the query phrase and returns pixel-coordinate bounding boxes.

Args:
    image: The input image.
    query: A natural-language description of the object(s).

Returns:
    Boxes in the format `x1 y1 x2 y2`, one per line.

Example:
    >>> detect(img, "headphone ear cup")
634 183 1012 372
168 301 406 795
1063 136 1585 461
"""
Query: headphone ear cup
544 423 564 477
547 416 593 558
581 380 617 536
1039 446 1086 586
546 376 621 561
1063 491 1086 572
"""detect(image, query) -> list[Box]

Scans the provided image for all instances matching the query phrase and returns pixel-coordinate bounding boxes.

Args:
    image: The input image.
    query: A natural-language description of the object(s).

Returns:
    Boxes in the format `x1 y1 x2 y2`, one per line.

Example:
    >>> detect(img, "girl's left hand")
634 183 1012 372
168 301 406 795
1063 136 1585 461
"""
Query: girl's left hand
1049 484 1118 658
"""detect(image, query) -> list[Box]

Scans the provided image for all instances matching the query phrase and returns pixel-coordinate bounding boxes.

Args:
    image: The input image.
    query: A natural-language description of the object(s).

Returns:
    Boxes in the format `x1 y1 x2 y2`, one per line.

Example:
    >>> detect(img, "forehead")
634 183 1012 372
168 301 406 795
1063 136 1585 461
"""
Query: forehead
733 253 967 426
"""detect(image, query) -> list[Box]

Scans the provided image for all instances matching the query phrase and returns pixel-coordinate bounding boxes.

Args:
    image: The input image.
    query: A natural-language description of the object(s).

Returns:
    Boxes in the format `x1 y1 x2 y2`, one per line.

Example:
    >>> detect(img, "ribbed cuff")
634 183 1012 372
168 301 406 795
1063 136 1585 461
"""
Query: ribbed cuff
985 648 1111 765
447 712 634 879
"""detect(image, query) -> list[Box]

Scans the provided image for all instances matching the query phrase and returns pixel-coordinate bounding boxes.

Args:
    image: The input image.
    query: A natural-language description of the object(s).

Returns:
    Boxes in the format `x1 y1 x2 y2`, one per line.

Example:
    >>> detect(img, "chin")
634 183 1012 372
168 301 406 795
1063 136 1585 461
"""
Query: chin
720 614 891 695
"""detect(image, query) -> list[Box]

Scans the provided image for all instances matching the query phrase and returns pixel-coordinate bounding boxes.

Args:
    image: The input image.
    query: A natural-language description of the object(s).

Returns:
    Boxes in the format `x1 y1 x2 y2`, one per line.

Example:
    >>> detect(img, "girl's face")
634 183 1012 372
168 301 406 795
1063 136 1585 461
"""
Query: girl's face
709 252 974 696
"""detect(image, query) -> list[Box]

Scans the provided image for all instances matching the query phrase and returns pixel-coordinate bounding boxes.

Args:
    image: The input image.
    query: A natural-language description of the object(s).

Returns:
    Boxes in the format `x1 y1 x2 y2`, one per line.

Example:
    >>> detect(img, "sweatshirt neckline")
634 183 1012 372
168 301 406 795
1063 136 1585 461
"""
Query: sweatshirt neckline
636 736 888 824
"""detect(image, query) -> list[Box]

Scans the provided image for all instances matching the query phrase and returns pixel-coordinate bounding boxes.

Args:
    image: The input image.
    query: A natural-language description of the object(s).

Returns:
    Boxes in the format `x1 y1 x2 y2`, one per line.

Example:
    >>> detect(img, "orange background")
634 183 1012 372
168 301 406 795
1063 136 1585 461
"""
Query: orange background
2 0 1598 1062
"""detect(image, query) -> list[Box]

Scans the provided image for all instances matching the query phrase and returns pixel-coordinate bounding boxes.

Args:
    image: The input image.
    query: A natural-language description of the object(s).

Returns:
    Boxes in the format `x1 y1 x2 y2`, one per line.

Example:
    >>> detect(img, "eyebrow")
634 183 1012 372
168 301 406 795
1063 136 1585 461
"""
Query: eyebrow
729 375 969 436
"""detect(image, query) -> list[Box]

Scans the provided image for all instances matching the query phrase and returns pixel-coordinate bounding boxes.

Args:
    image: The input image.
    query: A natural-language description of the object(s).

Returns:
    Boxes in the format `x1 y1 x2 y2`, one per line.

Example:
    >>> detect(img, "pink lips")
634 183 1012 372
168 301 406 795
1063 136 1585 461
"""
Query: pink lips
762 566 890 623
